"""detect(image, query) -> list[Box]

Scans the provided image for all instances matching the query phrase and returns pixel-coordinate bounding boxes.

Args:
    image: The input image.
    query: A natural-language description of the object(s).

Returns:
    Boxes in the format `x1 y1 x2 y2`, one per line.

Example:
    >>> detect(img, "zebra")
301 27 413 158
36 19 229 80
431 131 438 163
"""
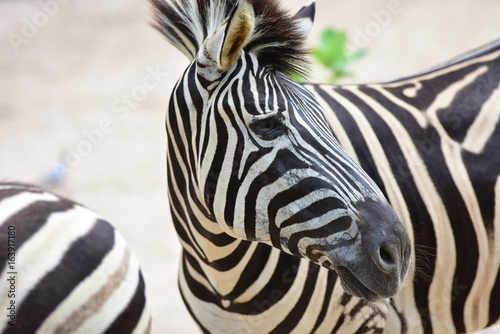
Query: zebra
0 182 152 334
151 0 412 333
305 37 500 332
151 0 500 333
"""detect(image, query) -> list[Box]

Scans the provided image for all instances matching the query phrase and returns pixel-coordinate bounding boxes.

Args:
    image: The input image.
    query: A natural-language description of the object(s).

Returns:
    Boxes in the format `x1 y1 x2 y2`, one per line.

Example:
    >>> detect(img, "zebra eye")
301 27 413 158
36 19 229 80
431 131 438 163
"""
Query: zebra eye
251 112 285 139
255 117 279 134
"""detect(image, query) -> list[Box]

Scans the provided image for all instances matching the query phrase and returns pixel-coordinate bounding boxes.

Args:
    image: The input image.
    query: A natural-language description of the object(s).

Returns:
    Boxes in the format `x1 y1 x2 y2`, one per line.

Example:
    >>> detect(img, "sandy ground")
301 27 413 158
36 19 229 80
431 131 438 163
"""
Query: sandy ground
1 0 499 333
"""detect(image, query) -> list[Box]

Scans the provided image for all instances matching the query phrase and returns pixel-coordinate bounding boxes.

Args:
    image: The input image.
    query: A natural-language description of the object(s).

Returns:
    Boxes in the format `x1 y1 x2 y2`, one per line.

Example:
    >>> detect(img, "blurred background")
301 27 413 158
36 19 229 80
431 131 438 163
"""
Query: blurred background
1 0 499 333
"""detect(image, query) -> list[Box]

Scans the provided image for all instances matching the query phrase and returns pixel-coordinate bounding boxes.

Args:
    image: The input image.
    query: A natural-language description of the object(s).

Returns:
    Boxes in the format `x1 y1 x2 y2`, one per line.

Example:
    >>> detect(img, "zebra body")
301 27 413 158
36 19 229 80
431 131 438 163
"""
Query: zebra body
307 41 500 333
0 183 152 334
153 0 412 333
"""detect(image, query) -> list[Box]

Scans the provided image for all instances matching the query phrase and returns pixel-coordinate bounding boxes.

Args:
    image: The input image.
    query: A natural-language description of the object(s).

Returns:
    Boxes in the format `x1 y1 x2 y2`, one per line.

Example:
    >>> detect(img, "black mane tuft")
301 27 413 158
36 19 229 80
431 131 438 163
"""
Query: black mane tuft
245 0 310 77
150 0 310 77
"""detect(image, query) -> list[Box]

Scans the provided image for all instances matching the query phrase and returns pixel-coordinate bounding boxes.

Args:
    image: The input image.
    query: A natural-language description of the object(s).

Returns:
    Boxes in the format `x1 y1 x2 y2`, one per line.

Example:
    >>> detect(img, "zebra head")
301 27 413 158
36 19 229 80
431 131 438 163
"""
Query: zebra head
153 0 411 301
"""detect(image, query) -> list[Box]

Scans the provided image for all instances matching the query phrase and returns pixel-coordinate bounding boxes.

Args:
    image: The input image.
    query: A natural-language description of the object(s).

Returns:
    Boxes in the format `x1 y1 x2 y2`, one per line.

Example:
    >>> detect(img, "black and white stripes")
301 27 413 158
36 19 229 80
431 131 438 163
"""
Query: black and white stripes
153 0 412 333
308 40 500 333
0 183 151 334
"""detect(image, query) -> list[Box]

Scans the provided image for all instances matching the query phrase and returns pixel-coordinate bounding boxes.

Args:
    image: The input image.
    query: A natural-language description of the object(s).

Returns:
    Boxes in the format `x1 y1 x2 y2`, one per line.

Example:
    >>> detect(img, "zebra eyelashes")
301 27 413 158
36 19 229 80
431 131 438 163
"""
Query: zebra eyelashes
250 110 286 140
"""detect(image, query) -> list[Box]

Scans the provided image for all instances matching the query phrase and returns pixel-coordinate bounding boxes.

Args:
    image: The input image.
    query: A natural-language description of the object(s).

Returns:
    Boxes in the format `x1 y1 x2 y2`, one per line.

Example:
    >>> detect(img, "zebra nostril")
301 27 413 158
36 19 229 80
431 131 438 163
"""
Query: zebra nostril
356 199 407 275
379 246 396 266
375 244 400 275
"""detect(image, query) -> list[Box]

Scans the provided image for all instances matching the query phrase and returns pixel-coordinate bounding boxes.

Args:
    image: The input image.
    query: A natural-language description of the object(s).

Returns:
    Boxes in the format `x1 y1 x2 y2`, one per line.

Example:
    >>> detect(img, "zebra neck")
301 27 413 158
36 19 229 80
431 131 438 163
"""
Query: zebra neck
179 240 316 309
180 232 304 302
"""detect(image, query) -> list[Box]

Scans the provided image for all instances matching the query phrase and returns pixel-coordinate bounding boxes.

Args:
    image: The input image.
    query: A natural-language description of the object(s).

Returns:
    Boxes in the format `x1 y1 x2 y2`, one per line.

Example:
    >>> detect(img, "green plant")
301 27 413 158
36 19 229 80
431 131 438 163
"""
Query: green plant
294 28 367 84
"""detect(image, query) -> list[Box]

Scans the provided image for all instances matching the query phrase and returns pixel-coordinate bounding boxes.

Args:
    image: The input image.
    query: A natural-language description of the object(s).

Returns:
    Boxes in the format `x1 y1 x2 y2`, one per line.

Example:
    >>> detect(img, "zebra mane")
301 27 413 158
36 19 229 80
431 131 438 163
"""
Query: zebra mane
150 0 309 76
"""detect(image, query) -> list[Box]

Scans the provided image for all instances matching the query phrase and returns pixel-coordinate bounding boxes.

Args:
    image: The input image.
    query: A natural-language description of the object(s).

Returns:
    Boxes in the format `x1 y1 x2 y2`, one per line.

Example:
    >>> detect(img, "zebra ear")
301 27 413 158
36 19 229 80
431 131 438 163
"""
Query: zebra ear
200 0 255 72
294 0 315 36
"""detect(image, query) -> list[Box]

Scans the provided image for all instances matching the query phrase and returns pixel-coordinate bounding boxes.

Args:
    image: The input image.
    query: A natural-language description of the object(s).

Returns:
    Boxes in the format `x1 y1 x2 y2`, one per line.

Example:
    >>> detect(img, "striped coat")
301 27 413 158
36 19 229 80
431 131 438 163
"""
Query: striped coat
307 41 500 333
0 183 151 334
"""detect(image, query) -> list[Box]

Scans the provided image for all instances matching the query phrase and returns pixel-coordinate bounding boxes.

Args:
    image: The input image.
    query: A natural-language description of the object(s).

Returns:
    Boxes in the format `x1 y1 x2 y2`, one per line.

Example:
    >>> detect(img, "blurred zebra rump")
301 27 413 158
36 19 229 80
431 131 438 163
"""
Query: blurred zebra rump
0 183 151 334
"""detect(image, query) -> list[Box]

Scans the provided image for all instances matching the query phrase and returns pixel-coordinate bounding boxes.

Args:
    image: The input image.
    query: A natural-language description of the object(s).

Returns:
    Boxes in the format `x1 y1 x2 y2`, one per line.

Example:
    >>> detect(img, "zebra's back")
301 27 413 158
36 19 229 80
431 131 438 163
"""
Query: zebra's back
308 39 500 333
0 183 152 334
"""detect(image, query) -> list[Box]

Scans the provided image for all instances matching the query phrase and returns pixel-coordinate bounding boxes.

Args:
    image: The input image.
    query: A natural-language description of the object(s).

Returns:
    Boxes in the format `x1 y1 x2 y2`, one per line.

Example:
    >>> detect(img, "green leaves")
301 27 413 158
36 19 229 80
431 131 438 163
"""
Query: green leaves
313 28 367 83
290 27 367 84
